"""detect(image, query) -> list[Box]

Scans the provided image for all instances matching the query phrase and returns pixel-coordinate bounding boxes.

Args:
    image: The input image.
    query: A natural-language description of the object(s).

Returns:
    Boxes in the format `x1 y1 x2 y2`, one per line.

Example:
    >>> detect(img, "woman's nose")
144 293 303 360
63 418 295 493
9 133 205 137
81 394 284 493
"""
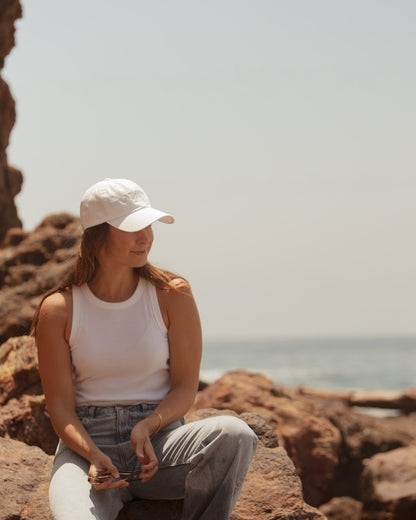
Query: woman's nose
135 227 153 242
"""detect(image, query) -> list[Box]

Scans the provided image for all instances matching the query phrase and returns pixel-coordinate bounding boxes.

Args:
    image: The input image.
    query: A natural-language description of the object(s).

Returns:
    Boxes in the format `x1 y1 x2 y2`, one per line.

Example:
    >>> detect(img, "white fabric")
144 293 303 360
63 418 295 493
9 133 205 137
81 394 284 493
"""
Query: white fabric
69 278 170 405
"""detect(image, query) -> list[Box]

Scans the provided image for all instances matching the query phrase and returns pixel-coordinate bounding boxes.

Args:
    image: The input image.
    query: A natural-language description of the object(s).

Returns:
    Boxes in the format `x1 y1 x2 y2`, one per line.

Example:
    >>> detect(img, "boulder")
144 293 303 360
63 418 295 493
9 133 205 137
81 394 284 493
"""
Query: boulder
319 496 362 520
360 445 416 520
0 393 58 454
301 390 416 498
0 436 53 520
117 499 183 520
230 445 326 520
0 213 81 343
0 335 58 453
0 335 40 404
191 370 341 506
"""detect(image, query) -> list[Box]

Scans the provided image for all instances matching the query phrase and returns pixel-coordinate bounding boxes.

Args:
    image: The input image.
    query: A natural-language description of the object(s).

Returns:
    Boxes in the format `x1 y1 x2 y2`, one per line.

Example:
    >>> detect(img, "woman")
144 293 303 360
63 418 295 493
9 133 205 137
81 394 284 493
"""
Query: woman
33 178 257 520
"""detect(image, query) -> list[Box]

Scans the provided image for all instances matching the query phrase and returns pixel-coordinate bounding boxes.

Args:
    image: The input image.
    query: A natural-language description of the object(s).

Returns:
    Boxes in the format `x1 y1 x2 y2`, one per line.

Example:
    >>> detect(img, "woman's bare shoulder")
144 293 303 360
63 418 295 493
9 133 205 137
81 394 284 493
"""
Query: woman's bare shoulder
169 277 192 294
156 278 196 328
39 288 72 320
157 278 193 303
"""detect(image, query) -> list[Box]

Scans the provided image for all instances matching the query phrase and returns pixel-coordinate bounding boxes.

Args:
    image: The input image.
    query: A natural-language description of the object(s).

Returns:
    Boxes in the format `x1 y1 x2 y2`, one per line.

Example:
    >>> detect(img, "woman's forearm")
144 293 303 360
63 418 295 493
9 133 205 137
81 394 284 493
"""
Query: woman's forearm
139 385 197 435
49 407 102 463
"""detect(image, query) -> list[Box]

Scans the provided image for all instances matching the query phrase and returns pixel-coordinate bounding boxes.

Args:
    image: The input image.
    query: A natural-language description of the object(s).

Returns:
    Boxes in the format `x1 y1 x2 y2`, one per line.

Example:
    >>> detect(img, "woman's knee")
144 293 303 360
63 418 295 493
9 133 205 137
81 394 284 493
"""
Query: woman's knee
205 415 258 457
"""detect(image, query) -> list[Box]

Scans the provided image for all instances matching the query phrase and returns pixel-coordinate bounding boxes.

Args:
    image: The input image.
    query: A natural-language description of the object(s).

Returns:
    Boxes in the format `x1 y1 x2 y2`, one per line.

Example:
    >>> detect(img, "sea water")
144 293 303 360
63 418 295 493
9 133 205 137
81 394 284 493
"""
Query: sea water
200 337 416 391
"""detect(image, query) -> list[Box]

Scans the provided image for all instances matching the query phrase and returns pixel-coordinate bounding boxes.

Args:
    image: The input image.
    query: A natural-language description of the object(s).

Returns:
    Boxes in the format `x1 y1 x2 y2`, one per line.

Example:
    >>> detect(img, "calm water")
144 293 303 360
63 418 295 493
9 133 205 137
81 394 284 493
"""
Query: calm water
200 337 416 391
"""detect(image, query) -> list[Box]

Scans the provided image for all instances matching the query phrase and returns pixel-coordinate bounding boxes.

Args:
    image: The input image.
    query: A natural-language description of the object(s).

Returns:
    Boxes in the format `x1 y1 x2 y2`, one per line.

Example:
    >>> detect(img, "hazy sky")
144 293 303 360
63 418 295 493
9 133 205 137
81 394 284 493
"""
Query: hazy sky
3 0 415 340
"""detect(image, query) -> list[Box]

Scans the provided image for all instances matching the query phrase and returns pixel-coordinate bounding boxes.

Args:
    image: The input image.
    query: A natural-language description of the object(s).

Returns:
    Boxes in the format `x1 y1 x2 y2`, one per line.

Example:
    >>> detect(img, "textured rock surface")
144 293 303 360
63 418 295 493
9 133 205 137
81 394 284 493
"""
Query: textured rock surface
301 390 416 498
0 213 81 343
0 0 23 243
230 445 326 520
0 436 53 520
360 445 416 520
191 370 341 506
0 335 40 404
0 335 58 453
319 496 362 520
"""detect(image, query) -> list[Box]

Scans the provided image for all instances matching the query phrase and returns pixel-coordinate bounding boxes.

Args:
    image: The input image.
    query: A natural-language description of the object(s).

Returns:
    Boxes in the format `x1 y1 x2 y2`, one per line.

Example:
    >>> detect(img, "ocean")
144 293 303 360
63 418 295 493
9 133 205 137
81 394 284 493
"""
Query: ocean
200 337 416 392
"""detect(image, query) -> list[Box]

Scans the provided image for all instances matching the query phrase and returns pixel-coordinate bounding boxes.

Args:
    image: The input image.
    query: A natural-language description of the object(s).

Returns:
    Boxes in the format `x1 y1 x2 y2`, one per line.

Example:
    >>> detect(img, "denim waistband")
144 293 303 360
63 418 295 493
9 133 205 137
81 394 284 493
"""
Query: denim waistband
76 403 159 419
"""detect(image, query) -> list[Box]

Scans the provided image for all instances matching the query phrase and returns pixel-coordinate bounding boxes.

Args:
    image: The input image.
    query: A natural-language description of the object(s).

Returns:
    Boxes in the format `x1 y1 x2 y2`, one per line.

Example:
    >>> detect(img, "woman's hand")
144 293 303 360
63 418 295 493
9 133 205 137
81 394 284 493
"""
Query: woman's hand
130 421 159 482
88 452 129 490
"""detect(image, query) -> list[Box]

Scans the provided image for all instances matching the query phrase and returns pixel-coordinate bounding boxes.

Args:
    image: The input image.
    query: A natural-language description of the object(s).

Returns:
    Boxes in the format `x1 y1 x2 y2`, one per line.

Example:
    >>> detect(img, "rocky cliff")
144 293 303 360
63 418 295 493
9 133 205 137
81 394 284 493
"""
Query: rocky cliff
0 0 23 244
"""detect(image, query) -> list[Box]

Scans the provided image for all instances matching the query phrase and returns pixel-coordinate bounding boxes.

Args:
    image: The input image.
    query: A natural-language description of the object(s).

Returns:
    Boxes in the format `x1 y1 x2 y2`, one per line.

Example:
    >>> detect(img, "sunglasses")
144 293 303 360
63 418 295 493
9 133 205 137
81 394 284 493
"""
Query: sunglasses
88 471 141 484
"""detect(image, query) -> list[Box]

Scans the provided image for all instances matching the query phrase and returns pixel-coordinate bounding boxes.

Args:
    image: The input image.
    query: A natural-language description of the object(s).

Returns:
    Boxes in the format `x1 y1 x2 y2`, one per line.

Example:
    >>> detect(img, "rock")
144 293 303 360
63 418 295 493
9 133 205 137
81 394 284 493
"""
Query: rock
319 496 362 520
360 445 416 520
191 370 341 506
0 335 58 453
0 394 58 454
302 391 416 498
230 445 326 520
300 386 416 413
0 0 22 65
117 499 183 520
0 436 53 520
0 0 23 243
2 226 28 246
0 335 40 404
0 214 81 343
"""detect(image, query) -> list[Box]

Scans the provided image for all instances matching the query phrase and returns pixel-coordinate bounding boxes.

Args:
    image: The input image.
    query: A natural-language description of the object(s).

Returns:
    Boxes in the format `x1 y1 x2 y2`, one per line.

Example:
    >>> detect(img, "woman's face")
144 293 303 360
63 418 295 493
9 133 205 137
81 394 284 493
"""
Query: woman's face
99 225 154 268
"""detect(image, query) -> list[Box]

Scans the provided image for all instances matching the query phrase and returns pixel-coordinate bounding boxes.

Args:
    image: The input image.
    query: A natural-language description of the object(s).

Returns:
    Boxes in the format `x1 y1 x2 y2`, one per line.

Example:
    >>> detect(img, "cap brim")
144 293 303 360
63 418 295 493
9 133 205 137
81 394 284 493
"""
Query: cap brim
107 207 174 232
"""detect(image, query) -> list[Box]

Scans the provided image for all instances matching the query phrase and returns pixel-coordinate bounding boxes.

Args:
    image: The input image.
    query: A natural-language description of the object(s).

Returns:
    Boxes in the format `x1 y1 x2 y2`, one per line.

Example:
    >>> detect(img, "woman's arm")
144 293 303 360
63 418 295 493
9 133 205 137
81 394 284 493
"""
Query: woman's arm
156 279 203 421
130 280 202 478
36 291 128 489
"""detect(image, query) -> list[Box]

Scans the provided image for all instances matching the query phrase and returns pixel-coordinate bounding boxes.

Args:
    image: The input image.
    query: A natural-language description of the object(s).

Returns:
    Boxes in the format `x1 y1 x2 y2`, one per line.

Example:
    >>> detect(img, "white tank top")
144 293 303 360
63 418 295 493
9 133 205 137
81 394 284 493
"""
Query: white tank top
69 278 170 406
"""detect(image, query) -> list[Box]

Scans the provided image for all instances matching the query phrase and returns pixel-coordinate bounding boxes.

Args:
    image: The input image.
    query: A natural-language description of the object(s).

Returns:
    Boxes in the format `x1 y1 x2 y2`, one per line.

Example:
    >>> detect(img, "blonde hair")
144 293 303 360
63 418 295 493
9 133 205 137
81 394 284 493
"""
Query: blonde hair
31 223 184 335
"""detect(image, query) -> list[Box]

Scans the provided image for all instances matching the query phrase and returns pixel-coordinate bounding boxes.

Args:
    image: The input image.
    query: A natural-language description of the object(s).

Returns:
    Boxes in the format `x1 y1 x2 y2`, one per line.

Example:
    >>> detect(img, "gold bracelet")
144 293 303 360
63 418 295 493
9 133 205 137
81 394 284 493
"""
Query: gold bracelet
151 410 162 434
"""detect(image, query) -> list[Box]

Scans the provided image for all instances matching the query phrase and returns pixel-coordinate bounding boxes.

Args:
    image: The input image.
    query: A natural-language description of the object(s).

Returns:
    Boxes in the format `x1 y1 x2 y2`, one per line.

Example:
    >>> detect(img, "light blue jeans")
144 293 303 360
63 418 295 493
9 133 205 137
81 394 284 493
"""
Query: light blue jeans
49 404 257 520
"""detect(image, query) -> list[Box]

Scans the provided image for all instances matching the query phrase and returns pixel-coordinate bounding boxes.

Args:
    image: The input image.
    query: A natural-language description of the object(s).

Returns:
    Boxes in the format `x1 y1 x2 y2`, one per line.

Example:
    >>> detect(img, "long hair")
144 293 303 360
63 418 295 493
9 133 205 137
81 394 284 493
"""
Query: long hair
31 223 184 335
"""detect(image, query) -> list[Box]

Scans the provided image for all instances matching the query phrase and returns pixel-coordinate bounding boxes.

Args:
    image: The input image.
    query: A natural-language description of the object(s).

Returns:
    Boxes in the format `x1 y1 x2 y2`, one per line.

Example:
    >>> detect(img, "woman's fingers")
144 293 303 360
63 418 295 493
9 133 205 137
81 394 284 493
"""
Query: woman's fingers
88 458 130 489
91 477 130 490
140 459 158 482
135 437 159 481
88 470 130 489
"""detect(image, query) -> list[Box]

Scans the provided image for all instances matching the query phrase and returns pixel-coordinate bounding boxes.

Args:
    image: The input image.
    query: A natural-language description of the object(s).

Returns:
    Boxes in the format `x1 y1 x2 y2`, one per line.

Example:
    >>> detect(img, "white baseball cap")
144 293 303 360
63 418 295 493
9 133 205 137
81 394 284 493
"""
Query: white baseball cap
80 178 174 231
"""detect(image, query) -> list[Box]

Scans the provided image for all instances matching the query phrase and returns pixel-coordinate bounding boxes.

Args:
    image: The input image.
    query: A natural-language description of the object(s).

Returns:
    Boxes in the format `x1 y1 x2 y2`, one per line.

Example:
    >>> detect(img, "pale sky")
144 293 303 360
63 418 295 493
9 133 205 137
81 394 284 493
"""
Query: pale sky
3 0 415 340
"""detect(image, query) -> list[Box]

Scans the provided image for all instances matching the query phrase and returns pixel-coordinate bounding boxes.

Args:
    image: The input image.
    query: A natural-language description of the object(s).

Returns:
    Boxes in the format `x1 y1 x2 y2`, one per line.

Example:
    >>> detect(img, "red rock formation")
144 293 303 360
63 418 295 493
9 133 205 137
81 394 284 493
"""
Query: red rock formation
0 0 23 243
319 496 362 520
191 370 342 507
360 445 416 520
0 213 81 343
298 388 416 499
0 437 53 520
0 335 58 453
